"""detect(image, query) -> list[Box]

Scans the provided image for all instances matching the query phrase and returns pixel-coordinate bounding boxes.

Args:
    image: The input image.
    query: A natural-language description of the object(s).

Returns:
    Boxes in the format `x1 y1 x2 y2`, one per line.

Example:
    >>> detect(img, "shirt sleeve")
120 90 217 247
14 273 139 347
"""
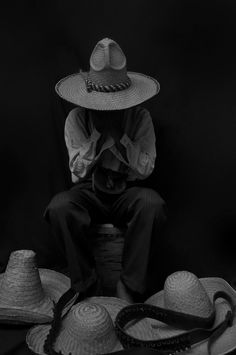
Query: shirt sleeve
64 108 114 182
120 109 156 180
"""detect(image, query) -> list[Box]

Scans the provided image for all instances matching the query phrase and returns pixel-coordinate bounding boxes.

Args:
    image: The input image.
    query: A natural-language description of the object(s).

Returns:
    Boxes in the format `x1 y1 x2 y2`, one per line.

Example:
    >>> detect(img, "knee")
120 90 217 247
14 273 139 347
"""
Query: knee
134 188 166 214
44 192 72 222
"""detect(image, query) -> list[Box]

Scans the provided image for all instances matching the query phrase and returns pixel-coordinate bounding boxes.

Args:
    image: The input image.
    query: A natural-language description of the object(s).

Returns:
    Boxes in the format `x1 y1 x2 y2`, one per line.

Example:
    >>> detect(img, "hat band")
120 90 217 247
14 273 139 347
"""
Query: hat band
43 288 80 354
85 75 131 93
115 290 235 353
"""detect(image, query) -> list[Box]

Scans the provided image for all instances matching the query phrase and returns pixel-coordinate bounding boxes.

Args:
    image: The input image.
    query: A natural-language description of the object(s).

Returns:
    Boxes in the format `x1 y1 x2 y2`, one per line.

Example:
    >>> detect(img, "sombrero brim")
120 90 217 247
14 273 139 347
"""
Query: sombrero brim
26 296 156 355
55 71 160 110
0 268 70 324
145 277 236 355
26 324 122 355
86 296 156 340
26 297 125 355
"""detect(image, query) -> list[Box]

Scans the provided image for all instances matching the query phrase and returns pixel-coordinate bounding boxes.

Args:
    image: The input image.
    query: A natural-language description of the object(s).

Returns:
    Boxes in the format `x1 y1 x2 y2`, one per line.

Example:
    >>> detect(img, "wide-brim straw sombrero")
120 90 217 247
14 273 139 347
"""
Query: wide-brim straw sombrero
0 250 71 324
55 38 160 111
26 296 156 355
144 271 236 355
86 296 156 340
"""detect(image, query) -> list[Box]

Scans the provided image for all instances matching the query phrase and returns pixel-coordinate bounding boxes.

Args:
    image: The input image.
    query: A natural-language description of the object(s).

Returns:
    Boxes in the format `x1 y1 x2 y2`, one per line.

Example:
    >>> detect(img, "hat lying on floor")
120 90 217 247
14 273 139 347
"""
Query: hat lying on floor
114 270 236 355
26 296 155 355
55 37 160 110
0 249 70 324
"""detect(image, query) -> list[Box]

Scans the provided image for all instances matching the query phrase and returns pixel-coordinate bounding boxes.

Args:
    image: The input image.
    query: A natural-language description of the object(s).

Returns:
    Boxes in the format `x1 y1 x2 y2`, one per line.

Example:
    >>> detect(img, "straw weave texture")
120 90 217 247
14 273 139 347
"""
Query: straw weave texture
27 296 156 354
27 302 122 355
164 271 214 317
85 296 156 341
55 37 160 110
56 72 160 110
0 250 46 307
0 250 70 323
145 271 236 355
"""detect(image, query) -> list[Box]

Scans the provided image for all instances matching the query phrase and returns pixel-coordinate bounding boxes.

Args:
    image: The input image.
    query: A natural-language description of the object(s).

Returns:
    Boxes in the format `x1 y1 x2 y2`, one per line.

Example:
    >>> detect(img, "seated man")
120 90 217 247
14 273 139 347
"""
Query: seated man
45 38 167 302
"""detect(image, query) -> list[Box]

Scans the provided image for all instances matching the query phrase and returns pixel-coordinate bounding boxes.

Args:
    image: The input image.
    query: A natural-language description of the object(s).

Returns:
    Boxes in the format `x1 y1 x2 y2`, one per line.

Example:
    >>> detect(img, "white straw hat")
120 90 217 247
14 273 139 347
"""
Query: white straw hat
0 250 70 324
26 296 156 355
85 296 155 341
55 38 160 110
144 271 236 355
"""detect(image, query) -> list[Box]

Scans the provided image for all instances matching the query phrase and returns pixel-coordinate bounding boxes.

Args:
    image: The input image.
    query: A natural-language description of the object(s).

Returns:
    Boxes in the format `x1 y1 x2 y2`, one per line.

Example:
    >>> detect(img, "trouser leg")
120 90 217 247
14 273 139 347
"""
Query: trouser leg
44 183 109 293
111 187 167 294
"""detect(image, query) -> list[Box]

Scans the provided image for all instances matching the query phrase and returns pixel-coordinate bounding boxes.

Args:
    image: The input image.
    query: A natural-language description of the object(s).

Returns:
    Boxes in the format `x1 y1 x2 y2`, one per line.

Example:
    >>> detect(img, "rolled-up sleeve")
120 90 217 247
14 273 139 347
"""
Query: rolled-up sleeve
65 108 101 182
120 109 156 180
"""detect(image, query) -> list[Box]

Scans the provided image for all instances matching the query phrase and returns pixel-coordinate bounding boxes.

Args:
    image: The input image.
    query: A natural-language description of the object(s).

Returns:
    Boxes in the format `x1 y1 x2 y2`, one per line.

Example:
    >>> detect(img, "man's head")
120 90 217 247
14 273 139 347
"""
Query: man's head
88 108 126 119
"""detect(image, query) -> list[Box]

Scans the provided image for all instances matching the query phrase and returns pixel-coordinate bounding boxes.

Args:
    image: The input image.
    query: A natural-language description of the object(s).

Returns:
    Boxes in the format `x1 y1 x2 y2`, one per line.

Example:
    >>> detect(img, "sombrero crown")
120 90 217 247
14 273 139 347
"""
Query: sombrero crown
0 250 70 324
26 296 156 355
113 271 236 354
27 302 123 355
163 270 214 317
143 271 236 355
55 37 160 110
87 37 131 90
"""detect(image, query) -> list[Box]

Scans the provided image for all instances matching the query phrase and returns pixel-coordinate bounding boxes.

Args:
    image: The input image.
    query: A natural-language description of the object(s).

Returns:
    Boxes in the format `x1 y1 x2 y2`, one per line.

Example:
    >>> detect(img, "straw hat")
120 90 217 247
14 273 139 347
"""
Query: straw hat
143 271 236 355
55 37 160 110
0 250 70 324
26 296 156 355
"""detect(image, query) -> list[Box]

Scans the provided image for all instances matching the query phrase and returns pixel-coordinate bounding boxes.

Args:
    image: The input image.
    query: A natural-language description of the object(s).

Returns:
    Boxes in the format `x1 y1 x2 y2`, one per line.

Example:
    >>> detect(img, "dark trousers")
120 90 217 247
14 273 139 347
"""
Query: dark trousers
44 181 167 294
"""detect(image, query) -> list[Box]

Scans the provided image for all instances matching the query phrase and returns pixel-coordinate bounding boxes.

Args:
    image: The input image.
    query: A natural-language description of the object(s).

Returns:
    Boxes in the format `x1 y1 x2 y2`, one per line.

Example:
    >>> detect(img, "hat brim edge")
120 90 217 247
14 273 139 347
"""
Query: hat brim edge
145 277 236 355
55 71 160 110
26 323 123 355
0 268 71 324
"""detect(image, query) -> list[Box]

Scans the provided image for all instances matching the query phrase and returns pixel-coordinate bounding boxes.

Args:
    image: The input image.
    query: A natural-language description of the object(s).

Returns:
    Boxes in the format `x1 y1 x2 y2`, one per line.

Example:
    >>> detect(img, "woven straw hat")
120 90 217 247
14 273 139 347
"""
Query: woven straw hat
85 296 155 340
26 296 156 355
55 37 160 110
0 250 70 324
145 271 236 355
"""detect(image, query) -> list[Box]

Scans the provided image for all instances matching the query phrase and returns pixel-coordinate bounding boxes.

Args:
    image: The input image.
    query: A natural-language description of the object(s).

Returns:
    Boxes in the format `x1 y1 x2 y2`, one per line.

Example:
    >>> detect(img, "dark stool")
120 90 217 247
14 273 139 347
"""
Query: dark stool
90 223 125 294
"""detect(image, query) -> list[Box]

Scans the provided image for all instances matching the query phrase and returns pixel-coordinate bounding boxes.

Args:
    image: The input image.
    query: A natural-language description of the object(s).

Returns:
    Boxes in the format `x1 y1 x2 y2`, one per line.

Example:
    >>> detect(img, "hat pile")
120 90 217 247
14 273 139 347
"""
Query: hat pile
26 296 155 355
2 250 236 355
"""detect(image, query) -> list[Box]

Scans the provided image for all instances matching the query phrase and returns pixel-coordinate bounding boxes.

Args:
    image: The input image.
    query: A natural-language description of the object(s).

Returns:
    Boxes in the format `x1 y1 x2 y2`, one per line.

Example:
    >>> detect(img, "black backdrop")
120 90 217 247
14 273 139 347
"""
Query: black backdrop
1 0 236 289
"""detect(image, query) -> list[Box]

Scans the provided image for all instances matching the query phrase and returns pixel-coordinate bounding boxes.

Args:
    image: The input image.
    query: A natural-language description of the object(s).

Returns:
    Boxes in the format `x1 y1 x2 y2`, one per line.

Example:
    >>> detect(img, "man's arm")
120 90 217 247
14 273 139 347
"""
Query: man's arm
65 108 114 182
118 108 156 180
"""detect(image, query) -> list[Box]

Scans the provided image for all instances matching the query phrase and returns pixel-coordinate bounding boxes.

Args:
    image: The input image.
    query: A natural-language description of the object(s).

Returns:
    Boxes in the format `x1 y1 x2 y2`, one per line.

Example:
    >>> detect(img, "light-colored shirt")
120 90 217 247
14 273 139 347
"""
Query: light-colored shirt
64 106 156 183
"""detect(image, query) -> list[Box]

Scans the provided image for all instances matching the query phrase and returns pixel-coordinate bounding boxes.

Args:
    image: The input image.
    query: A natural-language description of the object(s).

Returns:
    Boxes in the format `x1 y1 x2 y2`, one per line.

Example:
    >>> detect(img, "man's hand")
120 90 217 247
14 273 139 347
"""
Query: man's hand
115 139 128 162
95 133 109 155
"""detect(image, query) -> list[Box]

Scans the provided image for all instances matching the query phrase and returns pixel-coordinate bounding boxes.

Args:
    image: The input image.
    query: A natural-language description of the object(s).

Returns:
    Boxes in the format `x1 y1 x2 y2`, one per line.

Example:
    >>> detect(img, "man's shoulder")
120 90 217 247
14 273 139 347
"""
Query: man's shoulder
127 105 151 123
66 106 86 120
129 105 150 115
65 107 87 128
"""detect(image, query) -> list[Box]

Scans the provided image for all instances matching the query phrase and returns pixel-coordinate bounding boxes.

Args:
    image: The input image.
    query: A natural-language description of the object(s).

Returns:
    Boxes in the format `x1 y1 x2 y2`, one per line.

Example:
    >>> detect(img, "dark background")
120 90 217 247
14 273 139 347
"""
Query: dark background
1 0 236 289
1 0 236 353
